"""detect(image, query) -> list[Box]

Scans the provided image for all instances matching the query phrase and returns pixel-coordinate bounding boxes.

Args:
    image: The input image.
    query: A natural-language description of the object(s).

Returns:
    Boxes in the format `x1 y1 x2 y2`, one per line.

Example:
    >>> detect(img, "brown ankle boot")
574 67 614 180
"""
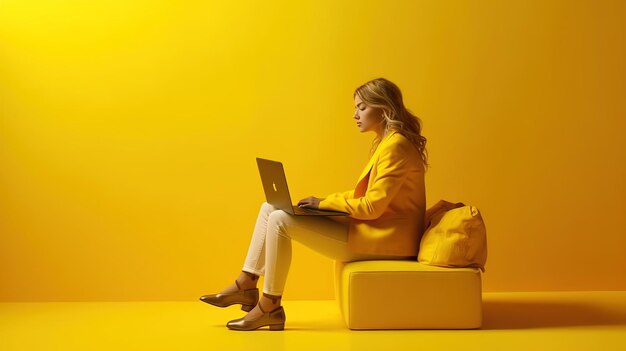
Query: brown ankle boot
199 280 259 312
226 299 286 331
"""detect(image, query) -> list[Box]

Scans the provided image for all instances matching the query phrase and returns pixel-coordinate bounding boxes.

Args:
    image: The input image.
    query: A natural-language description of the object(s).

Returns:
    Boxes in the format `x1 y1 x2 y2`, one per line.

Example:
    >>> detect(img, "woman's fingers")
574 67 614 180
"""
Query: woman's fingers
298 196 315 207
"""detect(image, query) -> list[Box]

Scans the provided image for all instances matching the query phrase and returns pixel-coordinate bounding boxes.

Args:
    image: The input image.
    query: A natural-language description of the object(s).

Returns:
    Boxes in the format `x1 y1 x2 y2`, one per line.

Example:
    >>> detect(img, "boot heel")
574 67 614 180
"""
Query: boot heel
241 304 254 312
269 323 284 331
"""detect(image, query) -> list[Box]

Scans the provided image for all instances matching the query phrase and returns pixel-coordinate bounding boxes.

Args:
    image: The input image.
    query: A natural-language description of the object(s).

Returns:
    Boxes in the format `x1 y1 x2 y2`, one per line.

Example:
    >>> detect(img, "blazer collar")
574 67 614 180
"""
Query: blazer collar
356 130 399 183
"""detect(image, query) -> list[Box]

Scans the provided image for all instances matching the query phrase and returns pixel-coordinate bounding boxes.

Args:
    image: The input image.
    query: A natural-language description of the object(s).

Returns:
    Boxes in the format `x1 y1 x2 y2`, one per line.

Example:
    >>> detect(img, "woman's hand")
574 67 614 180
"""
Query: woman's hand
297 196 322 209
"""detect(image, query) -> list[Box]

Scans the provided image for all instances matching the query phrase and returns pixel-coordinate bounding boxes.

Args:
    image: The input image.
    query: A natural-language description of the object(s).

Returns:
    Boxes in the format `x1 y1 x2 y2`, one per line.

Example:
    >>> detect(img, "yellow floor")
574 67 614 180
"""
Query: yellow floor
1 291 625 351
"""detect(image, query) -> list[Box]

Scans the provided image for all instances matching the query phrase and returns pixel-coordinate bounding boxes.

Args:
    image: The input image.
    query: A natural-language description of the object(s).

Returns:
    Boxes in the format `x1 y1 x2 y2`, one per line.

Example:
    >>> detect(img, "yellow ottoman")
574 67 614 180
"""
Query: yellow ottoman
333 260 482 329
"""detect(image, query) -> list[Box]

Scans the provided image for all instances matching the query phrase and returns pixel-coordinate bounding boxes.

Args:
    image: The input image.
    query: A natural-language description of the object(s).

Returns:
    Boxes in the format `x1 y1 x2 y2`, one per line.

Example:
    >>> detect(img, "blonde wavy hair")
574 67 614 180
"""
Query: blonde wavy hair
354 77 430 171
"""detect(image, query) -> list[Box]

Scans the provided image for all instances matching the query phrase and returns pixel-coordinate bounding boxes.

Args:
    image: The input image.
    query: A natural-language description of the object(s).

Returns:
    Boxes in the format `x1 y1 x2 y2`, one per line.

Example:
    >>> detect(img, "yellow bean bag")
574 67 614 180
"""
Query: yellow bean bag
418 202 487 272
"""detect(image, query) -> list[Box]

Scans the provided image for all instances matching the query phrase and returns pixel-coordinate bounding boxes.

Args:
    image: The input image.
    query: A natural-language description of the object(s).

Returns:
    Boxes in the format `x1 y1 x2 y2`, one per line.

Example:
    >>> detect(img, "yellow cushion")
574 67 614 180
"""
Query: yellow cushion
334 260 482 329
418 203 488 272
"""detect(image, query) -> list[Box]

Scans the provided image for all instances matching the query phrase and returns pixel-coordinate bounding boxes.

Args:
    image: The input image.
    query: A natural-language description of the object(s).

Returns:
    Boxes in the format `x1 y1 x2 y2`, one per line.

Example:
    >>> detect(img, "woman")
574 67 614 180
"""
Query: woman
199 77 429 331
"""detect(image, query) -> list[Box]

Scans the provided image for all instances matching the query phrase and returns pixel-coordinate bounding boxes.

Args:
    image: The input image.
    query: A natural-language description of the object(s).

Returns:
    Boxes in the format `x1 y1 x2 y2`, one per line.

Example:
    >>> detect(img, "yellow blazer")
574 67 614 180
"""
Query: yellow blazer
318 130 426 256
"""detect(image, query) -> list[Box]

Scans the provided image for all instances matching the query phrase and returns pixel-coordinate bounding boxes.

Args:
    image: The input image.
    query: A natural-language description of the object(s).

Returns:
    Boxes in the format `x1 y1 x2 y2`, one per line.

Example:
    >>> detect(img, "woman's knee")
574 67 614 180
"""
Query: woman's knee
267 209 289 223
261 201 279 213
266 210 291 236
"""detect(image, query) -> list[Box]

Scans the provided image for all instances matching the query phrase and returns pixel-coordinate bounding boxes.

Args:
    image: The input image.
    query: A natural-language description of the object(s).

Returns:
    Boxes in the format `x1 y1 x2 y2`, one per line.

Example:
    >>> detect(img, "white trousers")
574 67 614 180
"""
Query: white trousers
242 201 416 296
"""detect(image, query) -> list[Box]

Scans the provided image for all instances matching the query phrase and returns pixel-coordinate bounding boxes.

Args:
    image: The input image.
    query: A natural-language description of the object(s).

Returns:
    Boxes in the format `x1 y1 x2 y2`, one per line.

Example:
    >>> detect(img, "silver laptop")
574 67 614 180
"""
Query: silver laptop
256 157 349 216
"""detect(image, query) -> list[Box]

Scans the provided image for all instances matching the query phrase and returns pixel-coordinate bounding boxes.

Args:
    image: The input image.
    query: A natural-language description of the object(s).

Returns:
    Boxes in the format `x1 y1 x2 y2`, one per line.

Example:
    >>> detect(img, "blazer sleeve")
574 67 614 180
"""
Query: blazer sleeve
318 141 410 220
327 189 354 199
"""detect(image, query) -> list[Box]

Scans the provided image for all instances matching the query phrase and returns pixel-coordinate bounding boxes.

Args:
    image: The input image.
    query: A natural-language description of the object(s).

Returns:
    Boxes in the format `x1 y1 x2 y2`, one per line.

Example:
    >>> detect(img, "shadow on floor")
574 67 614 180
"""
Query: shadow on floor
481 299 626 329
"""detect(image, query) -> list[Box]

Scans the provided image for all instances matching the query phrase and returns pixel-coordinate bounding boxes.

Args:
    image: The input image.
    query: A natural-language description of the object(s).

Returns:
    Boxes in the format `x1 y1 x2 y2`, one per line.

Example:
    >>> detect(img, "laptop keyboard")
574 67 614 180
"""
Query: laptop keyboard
293 205 346 215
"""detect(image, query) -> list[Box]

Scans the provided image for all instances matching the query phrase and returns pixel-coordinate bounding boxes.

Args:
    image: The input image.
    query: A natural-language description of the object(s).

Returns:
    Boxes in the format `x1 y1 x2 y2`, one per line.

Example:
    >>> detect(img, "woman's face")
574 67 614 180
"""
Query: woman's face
353 95 382 133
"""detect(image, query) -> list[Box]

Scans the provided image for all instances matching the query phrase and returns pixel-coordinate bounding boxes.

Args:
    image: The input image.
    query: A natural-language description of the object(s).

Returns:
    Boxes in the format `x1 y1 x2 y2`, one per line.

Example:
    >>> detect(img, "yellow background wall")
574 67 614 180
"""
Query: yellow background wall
1 0 625 301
